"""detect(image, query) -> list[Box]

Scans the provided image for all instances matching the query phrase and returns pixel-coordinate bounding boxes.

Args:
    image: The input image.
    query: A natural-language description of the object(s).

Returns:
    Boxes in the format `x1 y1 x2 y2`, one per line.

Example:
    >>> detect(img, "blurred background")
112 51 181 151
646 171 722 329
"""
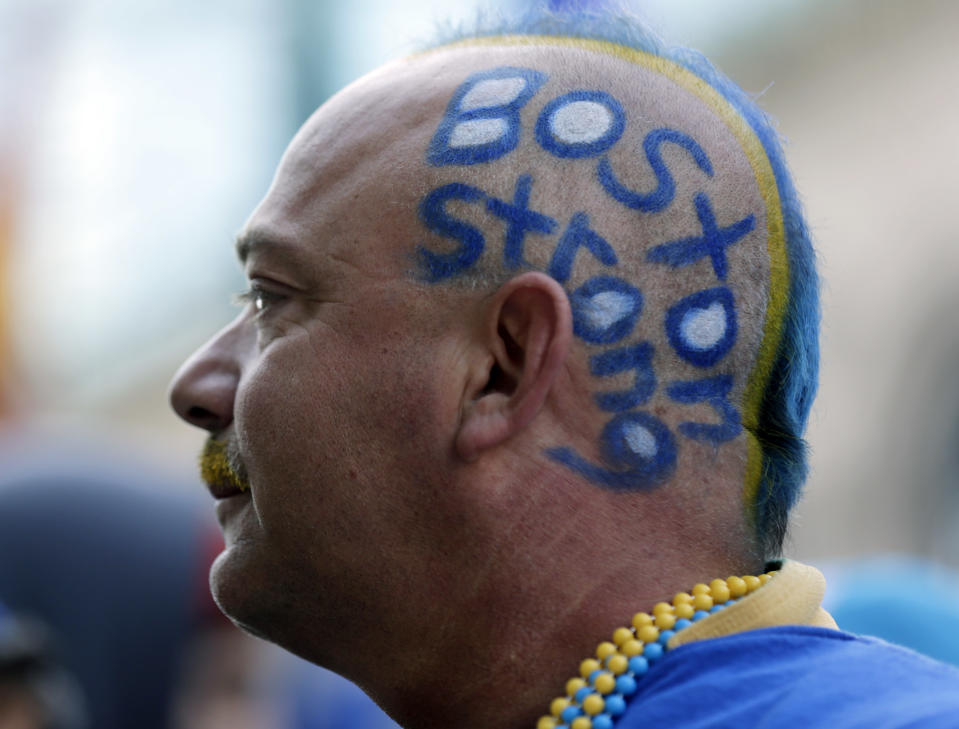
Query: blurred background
1 0 958 726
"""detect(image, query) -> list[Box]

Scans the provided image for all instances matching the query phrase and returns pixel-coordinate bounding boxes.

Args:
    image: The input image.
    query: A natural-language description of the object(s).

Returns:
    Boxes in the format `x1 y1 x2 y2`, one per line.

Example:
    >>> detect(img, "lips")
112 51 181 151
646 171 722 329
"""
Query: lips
207 480 248 500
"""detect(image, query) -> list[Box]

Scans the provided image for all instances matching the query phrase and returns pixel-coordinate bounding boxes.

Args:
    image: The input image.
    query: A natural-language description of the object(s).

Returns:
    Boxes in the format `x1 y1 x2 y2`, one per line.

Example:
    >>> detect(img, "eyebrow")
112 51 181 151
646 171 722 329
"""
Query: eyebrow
235 229 311 268
235 229 325 283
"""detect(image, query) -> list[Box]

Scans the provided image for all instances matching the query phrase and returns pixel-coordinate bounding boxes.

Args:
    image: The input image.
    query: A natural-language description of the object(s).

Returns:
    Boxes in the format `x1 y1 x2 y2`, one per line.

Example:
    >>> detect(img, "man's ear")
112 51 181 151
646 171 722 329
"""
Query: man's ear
455 272 572 462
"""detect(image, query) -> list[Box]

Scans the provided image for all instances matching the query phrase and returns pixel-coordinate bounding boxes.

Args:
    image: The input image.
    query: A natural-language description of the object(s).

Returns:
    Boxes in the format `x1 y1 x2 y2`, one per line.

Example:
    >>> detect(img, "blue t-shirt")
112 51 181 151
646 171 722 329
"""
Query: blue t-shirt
618 626 959 728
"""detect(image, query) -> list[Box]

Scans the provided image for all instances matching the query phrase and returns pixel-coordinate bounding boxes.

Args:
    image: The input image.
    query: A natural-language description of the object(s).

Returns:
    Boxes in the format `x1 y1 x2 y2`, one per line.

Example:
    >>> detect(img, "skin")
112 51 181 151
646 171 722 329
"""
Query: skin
170 42 766 729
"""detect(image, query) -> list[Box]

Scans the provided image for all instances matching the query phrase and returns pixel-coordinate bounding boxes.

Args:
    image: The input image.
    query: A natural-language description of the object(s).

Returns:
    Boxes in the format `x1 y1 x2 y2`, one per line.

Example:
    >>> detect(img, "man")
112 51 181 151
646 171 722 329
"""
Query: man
169 7 959 728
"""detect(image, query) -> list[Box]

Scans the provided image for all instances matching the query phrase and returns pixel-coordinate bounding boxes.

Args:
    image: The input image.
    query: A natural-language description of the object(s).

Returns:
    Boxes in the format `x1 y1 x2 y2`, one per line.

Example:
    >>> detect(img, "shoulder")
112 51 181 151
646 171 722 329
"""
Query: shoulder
617 626 959 729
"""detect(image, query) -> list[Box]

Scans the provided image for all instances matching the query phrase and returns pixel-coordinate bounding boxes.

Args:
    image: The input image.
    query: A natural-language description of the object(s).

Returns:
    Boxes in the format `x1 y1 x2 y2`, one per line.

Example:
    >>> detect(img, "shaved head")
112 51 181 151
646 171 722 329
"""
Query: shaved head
259 34 812 556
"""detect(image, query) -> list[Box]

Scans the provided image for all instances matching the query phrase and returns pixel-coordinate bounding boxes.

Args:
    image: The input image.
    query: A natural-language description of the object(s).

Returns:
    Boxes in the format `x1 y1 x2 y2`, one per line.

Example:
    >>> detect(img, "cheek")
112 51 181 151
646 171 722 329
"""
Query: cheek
233 337 420 499
233 347 343 525
236 320 453 494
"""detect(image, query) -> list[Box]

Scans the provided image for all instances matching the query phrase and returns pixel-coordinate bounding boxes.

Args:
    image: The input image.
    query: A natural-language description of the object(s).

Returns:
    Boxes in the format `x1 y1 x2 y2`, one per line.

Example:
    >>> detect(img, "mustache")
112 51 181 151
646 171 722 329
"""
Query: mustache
200 438 251 492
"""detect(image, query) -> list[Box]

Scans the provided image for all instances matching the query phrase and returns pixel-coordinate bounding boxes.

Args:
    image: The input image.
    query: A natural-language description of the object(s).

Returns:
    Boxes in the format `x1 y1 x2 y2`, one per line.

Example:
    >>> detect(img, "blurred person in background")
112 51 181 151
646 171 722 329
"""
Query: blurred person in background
0 439 288 729
168 2 959 728
822 555 959 668
0 601 85 729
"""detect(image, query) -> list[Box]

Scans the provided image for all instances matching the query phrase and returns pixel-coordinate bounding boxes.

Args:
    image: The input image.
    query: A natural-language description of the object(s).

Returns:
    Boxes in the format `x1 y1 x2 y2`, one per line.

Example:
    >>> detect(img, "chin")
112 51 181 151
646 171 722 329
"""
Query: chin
212 550 361 679
208 538 318 660
209 542 274 638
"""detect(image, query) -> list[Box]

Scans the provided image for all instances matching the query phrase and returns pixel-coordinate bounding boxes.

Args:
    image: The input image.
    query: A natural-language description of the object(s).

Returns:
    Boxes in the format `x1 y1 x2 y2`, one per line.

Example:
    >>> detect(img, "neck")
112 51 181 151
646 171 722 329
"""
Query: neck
361 463 762 729
372 551 761 729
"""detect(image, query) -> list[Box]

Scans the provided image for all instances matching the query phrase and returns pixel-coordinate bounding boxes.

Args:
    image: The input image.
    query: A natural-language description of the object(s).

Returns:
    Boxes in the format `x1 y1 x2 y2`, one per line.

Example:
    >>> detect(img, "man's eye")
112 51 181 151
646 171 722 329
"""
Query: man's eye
232 285 285 313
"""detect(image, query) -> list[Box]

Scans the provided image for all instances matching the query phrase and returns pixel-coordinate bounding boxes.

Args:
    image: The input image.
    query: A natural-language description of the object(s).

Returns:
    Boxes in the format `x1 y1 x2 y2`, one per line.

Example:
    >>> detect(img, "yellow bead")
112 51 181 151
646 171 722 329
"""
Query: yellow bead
759 573 772 585
674 602 694 619
571 717 592 729
607 654 629 675
579 658 601 678
743 575 761 592
550 697 570 717
691 583 710 595
538 717 559 729
710 579 731 604
621 639 644 657
637 624 660 643
652 601 673 615
673 592 693 605
655 612 677 630
726 576 747 598
594 671 616 694
692 593 714 611
583 693 605 715
631 612 653 630
612 627 634 646
596 641 617 660
566 678 587 696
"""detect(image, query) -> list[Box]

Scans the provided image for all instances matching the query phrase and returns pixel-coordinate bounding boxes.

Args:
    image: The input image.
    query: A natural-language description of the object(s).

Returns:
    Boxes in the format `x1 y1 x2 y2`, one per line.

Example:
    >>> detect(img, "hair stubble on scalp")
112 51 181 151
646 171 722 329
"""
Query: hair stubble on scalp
418 1 820 560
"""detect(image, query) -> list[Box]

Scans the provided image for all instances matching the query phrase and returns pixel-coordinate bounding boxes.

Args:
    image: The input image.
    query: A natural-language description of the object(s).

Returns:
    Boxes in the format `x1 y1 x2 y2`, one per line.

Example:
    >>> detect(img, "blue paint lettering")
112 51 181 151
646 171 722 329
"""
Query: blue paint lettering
485 174 558 268
535 90 627 159
597 128 713 213
570 275 644 345
666 375 742 444
664 287 738 368
547 212 618 283
646 192 755 280
590 341 656 412
415 183 487 281
547 411 677 491
427 67 547 166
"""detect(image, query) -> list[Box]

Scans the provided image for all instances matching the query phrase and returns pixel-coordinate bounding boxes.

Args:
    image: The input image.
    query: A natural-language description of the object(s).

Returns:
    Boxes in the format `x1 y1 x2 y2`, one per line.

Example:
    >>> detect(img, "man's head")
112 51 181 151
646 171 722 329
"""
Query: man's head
169 7 817 717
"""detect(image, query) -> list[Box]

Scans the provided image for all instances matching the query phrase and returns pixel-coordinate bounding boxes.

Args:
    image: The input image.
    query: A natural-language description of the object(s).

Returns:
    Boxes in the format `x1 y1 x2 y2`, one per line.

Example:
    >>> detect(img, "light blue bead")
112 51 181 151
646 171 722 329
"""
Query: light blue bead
693 610 710 621
658 629 675 645
643 642 664 660
605 694 627 716
574 686 593 703
674 618 692 631
710 604 724 613
561 705 582 723
616 674 637 695
588 669 603 684
628 655 649 675
593 714 614 729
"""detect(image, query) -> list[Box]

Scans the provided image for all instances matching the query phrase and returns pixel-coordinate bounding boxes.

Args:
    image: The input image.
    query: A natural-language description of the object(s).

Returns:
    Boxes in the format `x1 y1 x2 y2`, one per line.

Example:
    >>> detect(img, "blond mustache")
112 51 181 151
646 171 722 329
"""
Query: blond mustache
200 439 250 492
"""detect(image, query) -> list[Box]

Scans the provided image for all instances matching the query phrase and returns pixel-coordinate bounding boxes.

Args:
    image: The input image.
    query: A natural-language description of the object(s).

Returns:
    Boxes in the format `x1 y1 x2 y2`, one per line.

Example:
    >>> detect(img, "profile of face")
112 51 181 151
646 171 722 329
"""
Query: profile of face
169 48 498 667
169 38 782 672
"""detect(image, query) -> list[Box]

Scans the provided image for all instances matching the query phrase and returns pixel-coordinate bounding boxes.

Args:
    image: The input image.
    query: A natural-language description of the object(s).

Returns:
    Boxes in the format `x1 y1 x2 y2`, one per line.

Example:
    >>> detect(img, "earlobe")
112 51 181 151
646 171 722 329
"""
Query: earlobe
455 272 572 461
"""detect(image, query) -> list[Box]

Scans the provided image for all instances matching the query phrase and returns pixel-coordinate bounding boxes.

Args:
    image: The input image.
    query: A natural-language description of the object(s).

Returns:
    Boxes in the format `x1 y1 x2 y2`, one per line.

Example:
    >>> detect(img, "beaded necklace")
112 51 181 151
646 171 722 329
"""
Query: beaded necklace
537 571 777 729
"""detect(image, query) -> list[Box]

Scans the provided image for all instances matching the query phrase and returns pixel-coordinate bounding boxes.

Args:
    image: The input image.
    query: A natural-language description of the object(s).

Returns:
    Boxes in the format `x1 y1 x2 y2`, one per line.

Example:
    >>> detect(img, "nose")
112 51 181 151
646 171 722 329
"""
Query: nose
169 317 249 433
